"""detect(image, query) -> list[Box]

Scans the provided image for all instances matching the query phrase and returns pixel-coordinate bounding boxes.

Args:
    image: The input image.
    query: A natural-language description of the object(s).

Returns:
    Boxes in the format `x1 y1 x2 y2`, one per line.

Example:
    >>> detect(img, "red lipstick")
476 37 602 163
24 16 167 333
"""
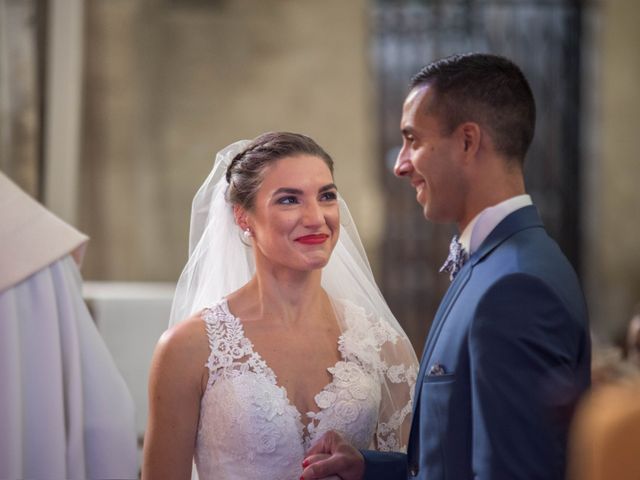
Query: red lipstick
295 234 329 245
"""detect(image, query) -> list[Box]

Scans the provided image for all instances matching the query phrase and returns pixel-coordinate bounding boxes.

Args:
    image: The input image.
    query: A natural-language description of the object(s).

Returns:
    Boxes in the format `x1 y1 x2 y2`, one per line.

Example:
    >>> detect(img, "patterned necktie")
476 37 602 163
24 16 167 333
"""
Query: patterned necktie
439 235 468 281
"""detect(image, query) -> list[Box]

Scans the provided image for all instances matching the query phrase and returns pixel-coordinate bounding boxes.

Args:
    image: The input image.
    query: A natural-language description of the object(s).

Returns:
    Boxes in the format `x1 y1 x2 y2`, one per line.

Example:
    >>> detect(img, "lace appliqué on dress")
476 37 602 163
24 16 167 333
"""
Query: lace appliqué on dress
196 303 303 479
339 301 418 452
202 304 265 382
194 299 416 480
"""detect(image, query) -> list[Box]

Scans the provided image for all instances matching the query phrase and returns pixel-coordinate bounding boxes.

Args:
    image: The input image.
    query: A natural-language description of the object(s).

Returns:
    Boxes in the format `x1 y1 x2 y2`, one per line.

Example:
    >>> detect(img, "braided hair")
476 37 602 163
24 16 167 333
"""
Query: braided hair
225 132 334 210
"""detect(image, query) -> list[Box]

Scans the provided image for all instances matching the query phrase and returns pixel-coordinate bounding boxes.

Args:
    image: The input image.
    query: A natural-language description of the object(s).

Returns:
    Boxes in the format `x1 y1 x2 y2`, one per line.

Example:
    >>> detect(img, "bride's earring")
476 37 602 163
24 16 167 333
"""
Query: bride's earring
243 228 252 239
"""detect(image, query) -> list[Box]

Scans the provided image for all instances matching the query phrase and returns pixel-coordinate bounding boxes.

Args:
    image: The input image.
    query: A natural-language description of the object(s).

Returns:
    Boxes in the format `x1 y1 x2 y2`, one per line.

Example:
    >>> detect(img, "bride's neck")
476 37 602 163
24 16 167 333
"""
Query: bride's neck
238 268 327 326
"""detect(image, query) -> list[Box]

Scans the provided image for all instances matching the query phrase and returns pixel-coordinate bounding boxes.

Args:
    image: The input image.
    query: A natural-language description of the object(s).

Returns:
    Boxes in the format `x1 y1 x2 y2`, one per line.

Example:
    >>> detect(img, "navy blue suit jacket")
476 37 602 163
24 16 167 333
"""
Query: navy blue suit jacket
362 206 590 480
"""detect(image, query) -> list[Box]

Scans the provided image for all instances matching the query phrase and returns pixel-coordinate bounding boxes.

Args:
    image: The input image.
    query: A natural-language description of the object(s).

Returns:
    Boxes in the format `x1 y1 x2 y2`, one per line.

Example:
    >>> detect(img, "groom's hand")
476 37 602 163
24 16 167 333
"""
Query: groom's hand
301 430 365 480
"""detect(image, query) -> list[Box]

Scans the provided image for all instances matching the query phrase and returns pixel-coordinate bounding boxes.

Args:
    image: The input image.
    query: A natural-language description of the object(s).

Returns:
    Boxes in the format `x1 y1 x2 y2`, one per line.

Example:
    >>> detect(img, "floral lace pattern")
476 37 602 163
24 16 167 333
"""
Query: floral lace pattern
194 299 416 480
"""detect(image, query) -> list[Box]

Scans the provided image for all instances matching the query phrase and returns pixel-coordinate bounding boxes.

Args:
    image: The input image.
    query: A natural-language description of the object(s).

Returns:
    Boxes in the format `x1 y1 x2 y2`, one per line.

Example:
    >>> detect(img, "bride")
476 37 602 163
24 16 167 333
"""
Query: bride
142 132 418 480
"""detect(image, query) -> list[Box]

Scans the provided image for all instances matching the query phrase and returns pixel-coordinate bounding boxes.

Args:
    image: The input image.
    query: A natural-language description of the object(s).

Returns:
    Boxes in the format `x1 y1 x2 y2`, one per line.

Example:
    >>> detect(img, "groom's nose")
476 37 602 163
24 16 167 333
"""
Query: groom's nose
394 145 413 177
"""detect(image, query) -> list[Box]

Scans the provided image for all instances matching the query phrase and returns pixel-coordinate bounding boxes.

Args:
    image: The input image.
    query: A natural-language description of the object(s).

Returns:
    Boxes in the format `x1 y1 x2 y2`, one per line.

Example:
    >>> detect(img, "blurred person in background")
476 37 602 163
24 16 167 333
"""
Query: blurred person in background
569 312 640 480
625 303 640 368
0 171 138 479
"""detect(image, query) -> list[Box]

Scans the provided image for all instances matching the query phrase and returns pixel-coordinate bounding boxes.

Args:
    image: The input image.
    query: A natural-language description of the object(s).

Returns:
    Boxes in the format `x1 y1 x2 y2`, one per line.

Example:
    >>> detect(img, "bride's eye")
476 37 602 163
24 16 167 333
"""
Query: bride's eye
320 191 338 201
277 195 299 205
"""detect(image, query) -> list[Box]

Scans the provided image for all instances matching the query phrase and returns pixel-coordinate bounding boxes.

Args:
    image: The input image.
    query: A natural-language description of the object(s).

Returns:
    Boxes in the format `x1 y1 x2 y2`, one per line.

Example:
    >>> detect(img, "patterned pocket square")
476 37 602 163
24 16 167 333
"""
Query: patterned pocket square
428 363 447 376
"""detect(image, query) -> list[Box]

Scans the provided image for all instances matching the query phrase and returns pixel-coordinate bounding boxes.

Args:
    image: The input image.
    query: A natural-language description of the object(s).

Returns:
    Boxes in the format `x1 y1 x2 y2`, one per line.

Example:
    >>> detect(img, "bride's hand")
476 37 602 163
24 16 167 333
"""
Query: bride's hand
301 431 364 480
302 454 341 479
301 452 332 479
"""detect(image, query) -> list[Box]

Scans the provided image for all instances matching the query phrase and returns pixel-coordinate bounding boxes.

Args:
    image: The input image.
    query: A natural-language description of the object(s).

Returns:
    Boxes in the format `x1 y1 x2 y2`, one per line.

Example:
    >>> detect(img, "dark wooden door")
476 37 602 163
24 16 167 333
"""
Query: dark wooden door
371 0 584 354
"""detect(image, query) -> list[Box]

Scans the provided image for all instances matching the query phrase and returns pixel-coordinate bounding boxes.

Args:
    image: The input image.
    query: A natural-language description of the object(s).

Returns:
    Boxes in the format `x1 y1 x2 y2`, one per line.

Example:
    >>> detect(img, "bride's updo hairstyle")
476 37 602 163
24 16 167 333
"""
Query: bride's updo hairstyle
225 131 334 210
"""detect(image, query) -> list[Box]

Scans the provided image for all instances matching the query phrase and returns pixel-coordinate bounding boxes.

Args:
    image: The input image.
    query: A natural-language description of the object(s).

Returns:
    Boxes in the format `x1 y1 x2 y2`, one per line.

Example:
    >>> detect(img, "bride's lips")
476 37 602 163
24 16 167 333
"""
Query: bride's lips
295 234 329 245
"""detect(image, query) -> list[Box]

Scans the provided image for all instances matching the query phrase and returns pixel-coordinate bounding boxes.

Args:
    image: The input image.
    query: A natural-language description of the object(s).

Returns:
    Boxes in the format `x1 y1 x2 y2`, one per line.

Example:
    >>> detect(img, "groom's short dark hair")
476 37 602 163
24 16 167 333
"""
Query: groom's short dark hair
411 53 536 164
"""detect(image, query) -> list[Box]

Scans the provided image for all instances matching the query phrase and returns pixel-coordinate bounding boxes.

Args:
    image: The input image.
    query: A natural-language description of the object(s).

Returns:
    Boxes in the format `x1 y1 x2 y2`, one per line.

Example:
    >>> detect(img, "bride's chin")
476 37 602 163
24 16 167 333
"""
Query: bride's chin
306 259 330 271
298 254 331 271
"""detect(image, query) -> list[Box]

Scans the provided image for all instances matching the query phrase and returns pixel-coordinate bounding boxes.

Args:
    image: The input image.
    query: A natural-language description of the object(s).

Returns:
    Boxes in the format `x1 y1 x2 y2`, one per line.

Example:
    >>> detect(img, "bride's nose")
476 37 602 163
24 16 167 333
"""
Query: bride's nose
302 200 324 227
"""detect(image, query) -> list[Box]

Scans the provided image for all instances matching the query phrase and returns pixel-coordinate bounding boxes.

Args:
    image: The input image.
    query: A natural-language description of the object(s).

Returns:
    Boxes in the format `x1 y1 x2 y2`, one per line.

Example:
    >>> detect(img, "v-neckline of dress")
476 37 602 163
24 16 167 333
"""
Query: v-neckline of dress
219 298 347 447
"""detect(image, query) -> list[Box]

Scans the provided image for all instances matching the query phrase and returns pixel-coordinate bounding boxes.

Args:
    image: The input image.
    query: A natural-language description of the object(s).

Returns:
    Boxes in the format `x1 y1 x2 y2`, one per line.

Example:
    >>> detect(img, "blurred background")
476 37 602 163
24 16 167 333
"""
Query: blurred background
2 0 639 466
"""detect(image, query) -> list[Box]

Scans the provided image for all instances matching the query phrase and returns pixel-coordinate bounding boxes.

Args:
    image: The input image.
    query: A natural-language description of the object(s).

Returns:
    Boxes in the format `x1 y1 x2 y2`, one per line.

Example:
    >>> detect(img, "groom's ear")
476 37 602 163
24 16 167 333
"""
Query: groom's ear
459 121 481 158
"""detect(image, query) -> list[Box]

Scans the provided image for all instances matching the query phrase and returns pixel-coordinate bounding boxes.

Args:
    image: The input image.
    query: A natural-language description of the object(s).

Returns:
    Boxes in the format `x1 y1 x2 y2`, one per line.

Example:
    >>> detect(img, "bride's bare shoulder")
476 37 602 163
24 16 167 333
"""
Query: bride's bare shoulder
150 311 209 380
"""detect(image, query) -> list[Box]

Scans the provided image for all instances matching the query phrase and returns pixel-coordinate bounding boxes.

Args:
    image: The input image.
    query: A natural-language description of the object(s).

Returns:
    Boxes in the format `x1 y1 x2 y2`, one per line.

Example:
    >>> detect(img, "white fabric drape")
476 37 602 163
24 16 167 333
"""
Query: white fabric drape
0 254 138 479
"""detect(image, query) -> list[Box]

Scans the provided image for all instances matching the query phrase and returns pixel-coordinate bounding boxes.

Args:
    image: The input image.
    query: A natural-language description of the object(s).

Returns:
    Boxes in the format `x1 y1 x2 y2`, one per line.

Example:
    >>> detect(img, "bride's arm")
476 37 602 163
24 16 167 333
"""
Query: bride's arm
142 317 208 480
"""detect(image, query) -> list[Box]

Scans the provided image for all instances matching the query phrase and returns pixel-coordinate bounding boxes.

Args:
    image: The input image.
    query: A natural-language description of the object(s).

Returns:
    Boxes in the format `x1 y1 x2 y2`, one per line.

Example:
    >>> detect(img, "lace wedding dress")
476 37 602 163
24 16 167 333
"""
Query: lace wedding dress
194 298 417 480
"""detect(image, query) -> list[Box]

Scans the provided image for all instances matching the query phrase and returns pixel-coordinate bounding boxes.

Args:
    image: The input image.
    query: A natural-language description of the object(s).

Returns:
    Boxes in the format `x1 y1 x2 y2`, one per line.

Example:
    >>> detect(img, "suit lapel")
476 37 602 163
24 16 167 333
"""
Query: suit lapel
408 261 472 454
420 205 542 366
415 262 471 394
470 205 543 266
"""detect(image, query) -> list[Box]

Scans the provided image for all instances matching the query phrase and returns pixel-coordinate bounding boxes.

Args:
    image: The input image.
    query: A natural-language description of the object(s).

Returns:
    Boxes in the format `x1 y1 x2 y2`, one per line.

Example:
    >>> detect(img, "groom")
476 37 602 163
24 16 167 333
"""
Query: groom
302 53 591 479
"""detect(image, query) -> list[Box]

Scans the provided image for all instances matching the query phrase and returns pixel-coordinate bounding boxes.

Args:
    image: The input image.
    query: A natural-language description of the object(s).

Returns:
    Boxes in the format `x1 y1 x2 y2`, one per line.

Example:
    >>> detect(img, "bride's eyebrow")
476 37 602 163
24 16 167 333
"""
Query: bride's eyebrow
272 183 337 196
319 183 338 193
273 187 303 196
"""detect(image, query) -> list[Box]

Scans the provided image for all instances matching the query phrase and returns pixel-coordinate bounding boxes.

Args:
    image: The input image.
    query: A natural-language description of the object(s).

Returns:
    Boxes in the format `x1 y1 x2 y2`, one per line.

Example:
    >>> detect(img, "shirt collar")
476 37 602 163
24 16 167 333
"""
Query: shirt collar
458 194 532 256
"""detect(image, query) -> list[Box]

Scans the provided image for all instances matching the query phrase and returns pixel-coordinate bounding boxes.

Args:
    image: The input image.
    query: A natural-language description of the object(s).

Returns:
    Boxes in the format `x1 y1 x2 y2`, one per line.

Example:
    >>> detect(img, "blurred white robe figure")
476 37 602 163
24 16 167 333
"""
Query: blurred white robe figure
0 172 138 479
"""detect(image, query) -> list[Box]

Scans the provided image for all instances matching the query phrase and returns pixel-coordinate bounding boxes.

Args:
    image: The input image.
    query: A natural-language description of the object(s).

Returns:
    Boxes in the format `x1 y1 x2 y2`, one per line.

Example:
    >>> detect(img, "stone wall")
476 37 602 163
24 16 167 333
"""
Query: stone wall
79 0 379 281
4 0 638 343
583 0 640 339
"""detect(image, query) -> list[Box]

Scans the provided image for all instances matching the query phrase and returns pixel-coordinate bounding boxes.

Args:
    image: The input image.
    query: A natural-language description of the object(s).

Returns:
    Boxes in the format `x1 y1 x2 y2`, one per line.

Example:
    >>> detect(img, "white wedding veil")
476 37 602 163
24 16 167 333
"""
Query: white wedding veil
170 137 418 457
169 139 255 325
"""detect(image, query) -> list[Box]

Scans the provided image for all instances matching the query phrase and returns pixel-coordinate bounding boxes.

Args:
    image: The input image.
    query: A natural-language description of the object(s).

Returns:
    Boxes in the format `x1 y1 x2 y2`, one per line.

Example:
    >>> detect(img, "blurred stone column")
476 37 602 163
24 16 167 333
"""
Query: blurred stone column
0 0 41 196
582 0 640 339
42 0 85 225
